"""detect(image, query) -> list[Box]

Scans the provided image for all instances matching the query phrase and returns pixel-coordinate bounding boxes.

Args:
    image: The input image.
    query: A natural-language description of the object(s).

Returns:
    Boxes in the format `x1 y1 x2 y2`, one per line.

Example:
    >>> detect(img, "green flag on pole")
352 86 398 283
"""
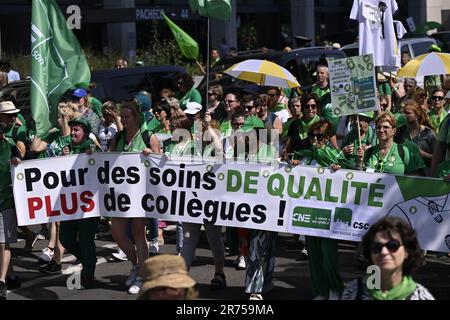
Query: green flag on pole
189 0 231 21
31 0 91 136
162 12 199 60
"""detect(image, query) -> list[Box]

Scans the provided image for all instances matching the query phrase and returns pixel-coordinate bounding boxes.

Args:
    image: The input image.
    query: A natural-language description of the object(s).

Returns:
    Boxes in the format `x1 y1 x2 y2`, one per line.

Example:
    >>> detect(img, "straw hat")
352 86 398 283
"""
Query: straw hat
139 255 195 298
0 101 20 114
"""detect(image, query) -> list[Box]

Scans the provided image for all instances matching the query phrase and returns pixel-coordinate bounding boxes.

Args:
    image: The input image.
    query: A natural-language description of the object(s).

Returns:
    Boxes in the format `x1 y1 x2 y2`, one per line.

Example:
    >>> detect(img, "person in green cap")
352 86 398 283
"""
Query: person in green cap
341 217 434 300
341 112 377 170
57 117 101 289
292 120 345 300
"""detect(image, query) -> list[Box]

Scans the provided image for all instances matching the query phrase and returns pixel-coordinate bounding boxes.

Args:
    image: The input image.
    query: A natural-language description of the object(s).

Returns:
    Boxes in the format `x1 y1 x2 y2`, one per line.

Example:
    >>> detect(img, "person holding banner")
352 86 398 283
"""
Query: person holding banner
360 113 425 175
341 217 434 300
292 120 345 299
0 117 23 299
56 117 101 289
110 101 160 295
340 112 377 170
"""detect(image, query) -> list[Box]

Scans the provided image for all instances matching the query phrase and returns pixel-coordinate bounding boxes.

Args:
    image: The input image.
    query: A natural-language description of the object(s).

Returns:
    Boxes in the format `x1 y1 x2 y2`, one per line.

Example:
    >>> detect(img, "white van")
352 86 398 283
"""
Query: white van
340 36 437 58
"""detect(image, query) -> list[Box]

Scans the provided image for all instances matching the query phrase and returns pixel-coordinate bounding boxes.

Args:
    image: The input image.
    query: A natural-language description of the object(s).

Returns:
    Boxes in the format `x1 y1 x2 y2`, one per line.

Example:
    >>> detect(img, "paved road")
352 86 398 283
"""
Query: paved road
6 226 450 300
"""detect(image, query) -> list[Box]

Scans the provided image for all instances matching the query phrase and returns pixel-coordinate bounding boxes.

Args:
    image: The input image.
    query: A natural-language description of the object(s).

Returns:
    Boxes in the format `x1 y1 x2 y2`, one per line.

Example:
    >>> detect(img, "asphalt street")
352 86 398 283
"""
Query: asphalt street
6 225 450 300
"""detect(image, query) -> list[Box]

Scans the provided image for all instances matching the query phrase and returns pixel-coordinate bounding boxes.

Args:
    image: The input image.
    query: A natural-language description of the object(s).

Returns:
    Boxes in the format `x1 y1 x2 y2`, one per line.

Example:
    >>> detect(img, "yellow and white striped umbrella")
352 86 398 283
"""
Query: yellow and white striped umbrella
397 52 450 78
224 59 300 88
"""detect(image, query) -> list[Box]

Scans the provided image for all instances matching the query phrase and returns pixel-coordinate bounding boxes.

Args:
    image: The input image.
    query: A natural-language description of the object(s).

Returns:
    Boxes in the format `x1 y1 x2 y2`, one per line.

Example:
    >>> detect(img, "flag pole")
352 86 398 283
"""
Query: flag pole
356 114 363 170
205 17 210 113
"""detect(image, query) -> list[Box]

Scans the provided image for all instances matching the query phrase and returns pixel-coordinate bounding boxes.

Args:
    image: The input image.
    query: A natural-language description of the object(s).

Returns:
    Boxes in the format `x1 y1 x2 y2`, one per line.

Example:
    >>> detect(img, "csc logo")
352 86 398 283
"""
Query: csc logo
353 222 370 230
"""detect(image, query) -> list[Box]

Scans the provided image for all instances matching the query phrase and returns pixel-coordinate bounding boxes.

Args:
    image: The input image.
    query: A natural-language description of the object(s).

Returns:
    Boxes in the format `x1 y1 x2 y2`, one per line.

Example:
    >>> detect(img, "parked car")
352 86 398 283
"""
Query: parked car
197 47 347 96
341 36 438 59
0 65 186 125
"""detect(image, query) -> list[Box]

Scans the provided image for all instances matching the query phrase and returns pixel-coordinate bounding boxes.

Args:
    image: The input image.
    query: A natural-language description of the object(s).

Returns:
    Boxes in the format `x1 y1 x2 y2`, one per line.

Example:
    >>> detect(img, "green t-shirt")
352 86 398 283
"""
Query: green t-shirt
364 143 424 174
220 120 232 138
340 126 377 169
115 130 150 152
0 137 15 210
282 118 296 139
437 114 450 161
248 143 276 163
378 82 392 96
5 123 28 144
311 84 330 100
177 87 202 110
41 130 71 158
164 140 196 156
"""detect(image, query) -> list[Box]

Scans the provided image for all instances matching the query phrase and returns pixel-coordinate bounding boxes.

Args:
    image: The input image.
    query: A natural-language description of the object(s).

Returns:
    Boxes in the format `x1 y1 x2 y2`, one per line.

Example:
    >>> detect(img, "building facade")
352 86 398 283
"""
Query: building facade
0 0 443 62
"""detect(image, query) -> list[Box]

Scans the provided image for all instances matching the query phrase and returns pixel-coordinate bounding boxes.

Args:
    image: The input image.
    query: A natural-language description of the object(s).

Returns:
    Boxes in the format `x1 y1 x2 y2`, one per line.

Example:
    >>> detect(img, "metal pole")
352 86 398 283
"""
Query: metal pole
205 17 210 113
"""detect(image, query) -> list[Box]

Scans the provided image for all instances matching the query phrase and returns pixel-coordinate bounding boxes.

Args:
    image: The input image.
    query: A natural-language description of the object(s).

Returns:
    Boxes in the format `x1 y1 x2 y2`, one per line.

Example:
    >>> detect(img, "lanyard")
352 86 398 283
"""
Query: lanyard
123 129 141 152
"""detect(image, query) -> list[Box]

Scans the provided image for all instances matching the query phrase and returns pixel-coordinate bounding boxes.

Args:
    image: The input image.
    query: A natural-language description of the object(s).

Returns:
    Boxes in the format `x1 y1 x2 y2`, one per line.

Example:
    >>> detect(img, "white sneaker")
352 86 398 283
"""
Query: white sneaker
125 265 139 288
112 249 128 262
237 256 246 270
149 240 159 255
39 247 54 263
128 277 143 295
249 293 263 300
329 290 341 300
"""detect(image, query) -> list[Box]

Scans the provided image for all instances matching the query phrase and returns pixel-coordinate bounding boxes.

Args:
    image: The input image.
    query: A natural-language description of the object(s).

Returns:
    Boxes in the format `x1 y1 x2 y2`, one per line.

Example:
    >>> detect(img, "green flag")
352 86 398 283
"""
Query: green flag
189 0 231 21
31 0 90 136
162 12 199 60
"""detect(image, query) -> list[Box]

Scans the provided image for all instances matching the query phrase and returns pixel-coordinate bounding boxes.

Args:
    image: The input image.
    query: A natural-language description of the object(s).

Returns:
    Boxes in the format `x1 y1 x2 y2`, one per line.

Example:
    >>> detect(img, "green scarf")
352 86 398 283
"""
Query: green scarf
70 138 95 155
369 276 417 300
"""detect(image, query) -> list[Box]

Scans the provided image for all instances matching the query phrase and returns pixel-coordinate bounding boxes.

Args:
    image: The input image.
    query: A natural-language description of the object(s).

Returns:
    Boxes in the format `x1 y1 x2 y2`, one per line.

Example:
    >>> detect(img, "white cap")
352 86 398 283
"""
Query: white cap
184 102 202 115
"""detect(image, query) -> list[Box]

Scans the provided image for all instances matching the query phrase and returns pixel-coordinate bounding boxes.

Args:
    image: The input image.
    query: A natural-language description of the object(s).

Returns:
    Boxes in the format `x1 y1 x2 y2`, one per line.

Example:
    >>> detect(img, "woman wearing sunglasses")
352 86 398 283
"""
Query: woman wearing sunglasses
428 88 447 133
292 120 346 300
341 217 434 300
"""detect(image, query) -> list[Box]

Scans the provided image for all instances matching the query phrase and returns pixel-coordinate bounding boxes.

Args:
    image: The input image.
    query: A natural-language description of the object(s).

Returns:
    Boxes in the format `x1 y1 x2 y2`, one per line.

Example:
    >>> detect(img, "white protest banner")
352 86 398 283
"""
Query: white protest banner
12 153 450 252
12 153 285 233
329 54 378 117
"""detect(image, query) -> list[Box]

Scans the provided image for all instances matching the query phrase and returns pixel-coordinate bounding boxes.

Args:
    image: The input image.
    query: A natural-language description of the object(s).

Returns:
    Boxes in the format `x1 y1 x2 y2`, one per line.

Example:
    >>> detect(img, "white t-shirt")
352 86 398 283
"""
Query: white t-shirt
387 195 450 252
7 69 20 82
275 108 291 124
350 0 399 69
98 122 118 151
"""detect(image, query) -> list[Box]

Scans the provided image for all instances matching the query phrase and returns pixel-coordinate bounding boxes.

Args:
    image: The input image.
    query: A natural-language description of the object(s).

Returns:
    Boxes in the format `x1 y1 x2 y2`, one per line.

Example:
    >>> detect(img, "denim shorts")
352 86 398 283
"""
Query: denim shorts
0 208 17 244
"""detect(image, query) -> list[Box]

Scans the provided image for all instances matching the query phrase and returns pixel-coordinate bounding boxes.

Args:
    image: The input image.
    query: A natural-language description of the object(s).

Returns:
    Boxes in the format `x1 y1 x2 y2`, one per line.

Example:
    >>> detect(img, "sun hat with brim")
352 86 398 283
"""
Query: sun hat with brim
184 102 202 115
240 116 265 133
68 117 92 134
0 101 20 114
138 255 195 299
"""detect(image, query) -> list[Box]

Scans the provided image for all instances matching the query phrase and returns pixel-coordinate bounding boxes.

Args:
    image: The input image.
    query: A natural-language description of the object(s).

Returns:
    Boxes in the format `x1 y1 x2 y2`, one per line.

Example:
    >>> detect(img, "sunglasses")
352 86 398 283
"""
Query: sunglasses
370 239 402 254
305 104 317 109
375 159 384 172
232 122 244 128
245 105 254 110
225 99 237 104
154 109 163 114
432 96 444 101
376 125 392 130
380 103 389 108
267 93 278 98
208 92 215 96
309 132 326 140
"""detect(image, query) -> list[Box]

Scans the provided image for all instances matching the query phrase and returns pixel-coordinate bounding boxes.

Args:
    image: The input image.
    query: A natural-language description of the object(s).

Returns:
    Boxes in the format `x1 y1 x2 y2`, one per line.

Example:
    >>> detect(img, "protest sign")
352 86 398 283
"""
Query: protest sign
329 54 378 117
12 153 450 252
